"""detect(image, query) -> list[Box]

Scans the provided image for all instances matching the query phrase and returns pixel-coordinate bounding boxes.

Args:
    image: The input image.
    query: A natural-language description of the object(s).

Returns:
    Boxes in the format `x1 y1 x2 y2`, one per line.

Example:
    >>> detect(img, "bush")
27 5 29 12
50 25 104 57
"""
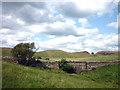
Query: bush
11 42 38 65
38 56 42 59
59 58 75 73
45 57 49 60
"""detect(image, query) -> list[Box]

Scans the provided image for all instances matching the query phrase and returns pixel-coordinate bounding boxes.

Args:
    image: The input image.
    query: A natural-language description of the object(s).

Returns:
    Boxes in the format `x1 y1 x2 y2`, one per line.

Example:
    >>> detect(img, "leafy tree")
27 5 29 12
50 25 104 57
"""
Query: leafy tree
11 42 38 65
59 58 75 73
59 58 66 68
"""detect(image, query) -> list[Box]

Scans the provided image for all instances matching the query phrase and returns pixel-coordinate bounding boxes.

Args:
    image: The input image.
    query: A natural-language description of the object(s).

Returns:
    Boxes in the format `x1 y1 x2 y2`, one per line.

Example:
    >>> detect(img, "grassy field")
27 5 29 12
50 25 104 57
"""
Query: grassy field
1 48 91 58
2 58 119 88
1 48 119 62
34 50 92 58
47 55 118 62
34 50 119 62
81 64 119 85
1 48 12 57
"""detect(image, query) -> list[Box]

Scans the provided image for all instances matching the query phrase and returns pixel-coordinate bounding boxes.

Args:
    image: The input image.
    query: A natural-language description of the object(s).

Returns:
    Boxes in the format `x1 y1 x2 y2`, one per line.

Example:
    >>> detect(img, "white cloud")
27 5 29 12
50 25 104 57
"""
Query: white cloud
1 2 118 53
25 32 118 53
28 18 98 37
28 19 77 36
2 1 118 25
6 15 12 19
39 10 45 15
47 35 56 38
77 27 98 35
0 28 35 48
107 22 118 29
28 24 47 33
0 28 10 34
1 27 118 53
48 14 53 18
78 18 91 27
55 0 118 18
35 33 118 53
16 18 25 25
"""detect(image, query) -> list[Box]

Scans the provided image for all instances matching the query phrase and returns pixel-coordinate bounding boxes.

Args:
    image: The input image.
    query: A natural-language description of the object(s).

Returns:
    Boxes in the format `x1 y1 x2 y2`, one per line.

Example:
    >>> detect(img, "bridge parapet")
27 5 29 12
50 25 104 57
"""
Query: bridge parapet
1 56 119 72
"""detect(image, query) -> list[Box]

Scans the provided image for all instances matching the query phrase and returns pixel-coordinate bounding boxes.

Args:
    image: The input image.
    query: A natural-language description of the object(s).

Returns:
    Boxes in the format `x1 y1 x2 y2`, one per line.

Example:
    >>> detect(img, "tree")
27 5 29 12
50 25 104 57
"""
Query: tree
11 42 38 65
59 58 75 73
45 57 49 60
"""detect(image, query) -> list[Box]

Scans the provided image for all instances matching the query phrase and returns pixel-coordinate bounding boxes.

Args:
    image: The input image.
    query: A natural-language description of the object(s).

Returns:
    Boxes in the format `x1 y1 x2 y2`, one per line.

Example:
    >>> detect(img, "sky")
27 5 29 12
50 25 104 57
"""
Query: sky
1 0 120 53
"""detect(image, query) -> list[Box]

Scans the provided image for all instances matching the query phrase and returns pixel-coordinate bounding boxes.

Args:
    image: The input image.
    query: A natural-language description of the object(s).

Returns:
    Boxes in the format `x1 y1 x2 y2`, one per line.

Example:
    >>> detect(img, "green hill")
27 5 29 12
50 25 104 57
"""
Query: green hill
2 58 118 88
34 50 91 58
1 47 12 56
1 47 118 58
96 51 118 56
34 50 70 58
69 51 91 58
1 47 119 62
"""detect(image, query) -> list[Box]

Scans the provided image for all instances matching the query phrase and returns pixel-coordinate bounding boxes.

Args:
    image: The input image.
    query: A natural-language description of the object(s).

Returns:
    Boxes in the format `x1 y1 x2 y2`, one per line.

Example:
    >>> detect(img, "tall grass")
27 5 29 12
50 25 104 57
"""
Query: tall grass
2 58 118 88
81 64 119 86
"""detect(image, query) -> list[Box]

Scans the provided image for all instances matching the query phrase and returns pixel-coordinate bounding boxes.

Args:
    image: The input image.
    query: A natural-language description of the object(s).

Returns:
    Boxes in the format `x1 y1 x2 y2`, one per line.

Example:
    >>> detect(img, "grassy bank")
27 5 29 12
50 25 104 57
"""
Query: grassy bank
81 64 119 85
2 58 118 88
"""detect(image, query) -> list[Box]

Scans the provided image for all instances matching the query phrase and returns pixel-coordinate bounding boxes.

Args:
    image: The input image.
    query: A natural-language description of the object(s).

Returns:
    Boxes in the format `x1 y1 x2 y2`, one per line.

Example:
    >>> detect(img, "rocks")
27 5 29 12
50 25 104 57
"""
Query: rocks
1 56 17 62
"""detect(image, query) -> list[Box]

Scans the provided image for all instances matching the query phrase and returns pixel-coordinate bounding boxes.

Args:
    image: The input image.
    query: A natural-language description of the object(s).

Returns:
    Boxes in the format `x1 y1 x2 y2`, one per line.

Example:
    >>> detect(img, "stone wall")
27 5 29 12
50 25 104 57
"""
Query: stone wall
67 61 87 72
42 61 59 69
85 61 120 70
43 61 120 72
1 56 120 72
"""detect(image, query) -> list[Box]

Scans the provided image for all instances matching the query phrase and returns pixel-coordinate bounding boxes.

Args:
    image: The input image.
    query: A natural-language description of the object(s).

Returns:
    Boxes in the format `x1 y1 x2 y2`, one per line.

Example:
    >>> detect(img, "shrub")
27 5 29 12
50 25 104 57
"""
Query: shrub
45 57 49 60
11 42 38 65
38 56 42 59
59 58 75 73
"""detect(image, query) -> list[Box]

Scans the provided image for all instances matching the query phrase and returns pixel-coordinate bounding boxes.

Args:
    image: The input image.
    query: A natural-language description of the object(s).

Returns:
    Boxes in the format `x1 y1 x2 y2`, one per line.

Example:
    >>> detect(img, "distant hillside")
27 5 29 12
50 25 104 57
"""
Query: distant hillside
34 50 70 58
34 50 91 58
1 47 118 58
96 51 118 56
69 51 91 58
1 47 12 56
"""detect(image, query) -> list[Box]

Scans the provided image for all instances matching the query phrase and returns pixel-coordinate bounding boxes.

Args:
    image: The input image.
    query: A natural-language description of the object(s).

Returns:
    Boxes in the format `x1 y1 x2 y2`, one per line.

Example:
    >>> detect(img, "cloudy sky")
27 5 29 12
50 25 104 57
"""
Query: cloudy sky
1 0 120 53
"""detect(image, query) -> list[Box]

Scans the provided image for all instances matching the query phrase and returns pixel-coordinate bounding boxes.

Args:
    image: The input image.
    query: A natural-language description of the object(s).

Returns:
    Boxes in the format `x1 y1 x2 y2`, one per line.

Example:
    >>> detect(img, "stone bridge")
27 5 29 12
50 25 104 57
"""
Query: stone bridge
1 56 120 72
43 61 120 72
